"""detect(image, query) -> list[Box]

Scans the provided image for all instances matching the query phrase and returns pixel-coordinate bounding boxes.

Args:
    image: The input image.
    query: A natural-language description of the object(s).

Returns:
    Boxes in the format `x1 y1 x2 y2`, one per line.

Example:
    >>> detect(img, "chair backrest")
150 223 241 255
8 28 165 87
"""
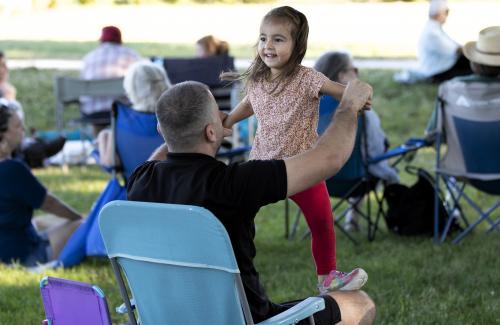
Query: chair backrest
437 77 500 182
155 55 235 111
54 76 125 130
112 101 164 179
318 96 366 196
98 200 249 325
40 276 112 325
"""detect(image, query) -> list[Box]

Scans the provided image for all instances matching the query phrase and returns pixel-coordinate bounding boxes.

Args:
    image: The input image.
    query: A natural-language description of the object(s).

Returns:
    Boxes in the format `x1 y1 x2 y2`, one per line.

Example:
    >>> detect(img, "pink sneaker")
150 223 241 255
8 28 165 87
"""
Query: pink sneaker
318 268 368 294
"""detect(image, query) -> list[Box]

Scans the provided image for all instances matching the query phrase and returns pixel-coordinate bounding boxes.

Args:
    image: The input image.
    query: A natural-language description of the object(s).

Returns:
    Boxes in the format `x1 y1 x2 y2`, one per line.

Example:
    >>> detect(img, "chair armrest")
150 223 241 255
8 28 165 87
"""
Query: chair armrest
257 297 325 325
368 138 428 164
115 298 136 314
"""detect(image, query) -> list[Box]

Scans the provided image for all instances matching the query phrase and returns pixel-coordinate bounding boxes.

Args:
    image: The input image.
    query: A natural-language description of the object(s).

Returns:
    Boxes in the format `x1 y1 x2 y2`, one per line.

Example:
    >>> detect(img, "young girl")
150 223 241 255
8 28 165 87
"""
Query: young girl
222 6 368 293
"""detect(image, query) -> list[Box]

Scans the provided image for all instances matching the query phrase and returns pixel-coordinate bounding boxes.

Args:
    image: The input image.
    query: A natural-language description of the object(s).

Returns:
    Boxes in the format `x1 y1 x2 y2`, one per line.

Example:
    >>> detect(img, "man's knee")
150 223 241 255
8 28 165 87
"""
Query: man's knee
328 290 376 325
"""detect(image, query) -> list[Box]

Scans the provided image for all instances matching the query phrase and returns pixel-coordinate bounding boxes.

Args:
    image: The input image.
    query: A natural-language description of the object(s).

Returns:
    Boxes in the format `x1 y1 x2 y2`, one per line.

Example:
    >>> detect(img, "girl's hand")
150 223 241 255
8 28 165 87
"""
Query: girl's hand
219 111 233 137
221 111 233 129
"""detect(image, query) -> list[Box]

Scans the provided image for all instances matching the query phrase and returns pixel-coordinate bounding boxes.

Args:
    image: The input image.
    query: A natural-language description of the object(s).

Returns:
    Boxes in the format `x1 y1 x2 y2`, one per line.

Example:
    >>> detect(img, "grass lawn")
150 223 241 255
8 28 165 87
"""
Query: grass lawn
1 69 499 324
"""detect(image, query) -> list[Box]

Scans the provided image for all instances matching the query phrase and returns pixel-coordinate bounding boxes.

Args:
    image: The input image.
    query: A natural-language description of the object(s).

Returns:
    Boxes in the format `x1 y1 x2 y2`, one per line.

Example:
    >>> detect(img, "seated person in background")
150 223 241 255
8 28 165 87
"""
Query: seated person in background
80 26 140 136
426 26 500 136
315 51 400 231
195 35 229 58
0 104 82 267
394 0 471 84
97 60 171 166
128 80 376 325
0 52 65 168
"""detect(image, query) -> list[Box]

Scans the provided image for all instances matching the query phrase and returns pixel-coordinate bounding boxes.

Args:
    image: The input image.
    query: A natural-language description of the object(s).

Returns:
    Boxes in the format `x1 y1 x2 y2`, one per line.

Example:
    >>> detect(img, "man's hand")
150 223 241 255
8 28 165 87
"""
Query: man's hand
340 79 373 113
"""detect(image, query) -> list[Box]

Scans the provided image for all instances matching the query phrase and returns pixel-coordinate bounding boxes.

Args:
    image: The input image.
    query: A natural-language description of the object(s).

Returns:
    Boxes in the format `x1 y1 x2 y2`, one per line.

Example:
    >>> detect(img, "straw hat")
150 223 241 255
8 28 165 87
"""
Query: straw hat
463 26 500 67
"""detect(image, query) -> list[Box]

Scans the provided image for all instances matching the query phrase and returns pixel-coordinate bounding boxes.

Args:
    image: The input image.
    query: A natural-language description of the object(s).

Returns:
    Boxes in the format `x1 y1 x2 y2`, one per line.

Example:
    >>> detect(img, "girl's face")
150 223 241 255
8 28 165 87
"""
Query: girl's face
258 19 294 75
1 113 24 152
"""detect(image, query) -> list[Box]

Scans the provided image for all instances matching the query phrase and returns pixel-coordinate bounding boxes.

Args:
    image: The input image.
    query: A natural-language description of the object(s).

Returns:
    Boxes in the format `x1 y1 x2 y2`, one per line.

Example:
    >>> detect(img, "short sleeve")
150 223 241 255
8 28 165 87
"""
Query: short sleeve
228 160 287 211
11 161 47 209
305 67 328 99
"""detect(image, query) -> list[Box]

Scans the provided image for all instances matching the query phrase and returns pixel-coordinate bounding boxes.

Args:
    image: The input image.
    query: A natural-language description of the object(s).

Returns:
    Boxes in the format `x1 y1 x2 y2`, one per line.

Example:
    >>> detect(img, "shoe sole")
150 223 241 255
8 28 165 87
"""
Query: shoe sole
339 268 368 291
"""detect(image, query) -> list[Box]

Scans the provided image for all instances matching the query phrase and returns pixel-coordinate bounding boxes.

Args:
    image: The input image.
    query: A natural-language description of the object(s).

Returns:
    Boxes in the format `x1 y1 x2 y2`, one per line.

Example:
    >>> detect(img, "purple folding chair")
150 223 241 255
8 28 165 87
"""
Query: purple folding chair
40 276 112 325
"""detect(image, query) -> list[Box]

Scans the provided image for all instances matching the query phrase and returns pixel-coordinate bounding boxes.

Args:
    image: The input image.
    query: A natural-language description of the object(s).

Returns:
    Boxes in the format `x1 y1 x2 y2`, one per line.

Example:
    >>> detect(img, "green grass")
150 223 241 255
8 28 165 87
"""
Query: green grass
2 69 500 324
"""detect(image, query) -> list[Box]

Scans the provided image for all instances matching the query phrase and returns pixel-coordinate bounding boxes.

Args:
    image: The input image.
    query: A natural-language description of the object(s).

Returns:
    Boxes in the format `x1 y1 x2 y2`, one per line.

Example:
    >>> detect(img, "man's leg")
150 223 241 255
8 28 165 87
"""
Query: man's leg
328 290 376 325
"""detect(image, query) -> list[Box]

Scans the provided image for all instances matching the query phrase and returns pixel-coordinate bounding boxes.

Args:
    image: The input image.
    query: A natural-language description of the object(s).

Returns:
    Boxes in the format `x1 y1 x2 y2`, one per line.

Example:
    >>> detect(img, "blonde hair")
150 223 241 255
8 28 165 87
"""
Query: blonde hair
123 61 171 113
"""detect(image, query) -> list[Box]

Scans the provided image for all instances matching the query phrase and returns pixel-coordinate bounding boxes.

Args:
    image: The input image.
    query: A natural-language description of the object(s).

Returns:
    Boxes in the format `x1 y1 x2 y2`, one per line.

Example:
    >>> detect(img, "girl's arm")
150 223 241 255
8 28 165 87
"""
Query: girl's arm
223 95 254 129
320 79 346 101
321 79 372 108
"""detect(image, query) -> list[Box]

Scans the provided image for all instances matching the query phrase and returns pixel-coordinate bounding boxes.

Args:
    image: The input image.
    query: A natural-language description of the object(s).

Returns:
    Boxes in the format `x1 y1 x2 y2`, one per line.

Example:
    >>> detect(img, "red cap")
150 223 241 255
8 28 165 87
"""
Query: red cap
100 26 122 44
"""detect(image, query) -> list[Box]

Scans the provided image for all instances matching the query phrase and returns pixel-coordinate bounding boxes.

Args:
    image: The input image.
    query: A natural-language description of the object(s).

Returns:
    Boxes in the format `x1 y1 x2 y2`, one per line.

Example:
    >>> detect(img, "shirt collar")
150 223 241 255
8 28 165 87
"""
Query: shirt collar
166 152 215 161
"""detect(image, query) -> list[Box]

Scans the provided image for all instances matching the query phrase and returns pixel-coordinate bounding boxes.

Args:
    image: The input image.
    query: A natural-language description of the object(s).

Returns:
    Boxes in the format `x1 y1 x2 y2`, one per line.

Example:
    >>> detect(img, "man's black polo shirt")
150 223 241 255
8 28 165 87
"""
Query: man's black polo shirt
127 152 288 322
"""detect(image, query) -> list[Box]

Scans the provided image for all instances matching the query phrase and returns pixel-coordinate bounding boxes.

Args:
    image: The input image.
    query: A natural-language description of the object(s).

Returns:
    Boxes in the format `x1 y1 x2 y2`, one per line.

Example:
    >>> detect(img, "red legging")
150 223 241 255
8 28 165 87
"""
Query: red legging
290 181 335 275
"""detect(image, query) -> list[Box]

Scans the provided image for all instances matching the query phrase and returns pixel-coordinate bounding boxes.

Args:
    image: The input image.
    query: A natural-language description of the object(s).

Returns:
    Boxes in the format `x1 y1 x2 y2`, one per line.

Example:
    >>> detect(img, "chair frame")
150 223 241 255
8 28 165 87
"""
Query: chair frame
433 99 500 244
54 76 125 131
40 276 112 325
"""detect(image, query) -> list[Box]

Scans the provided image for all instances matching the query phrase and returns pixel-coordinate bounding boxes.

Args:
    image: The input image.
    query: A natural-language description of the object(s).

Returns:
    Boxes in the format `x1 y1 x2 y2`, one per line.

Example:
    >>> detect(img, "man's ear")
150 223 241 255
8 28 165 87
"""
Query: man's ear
157 122 163 136
205 123 217 143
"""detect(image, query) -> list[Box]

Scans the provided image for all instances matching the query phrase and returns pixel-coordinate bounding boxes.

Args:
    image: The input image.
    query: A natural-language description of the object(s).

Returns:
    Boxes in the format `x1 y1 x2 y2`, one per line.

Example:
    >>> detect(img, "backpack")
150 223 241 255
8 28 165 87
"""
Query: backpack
383 168 461 236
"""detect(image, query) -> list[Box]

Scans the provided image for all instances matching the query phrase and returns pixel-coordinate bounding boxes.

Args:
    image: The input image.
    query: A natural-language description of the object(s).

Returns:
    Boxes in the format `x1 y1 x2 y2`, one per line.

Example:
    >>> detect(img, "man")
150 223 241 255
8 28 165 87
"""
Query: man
80 26 140 135
394 0 471 84
128 80 376 324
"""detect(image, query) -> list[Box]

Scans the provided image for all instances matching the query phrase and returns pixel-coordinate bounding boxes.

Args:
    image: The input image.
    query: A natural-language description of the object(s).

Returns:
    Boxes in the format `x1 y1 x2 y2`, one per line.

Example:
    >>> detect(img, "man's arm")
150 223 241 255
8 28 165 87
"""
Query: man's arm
284 79 372 197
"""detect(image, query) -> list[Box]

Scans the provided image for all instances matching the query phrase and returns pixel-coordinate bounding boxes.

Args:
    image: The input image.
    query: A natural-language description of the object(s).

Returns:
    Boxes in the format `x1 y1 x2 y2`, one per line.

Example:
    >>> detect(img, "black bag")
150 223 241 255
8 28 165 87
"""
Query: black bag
383 168 461 236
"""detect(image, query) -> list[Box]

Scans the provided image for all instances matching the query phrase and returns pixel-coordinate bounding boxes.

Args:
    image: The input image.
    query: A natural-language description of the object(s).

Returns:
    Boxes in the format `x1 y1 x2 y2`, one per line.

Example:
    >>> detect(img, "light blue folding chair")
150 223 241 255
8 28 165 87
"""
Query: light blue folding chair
433 77 500 243
99 200 325 325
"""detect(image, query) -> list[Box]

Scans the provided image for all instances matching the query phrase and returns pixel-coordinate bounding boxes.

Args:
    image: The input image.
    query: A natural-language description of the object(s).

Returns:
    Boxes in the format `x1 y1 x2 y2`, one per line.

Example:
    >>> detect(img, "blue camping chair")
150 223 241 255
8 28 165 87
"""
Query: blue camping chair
433 84 500 243
99 200 325 325
286 96 428 243
112 101 165 180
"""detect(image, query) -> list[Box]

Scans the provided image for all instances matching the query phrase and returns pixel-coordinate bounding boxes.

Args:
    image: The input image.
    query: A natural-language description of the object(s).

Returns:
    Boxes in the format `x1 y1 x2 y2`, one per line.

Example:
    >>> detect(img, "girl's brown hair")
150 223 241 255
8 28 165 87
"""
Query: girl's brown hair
221 6 309 89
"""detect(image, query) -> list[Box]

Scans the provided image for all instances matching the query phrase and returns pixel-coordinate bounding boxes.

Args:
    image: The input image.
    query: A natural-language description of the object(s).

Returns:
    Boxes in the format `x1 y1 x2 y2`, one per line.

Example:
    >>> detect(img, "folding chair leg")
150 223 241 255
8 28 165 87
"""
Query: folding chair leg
289 209 302 240
451 193 500 244
368 191 387 241
110 259 138 325
487 218 500 233
308 315 316 325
